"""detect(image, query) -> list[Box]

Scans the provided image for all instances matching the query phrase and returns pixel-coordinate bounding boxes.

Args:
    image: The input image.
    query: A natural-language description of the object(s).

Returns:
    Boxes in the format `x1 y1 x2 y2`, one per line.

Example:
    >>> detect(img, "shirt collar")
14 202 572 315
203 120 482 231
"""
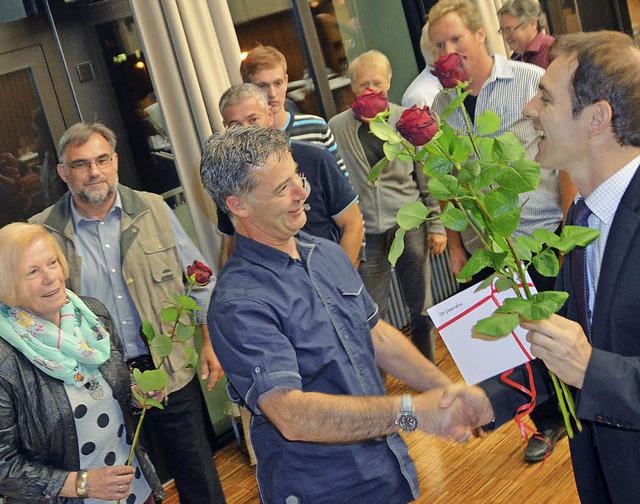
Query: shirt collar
484 54 514 87
70 190 122 228
582 155 640 225
233 231 319 275
524 31 548 54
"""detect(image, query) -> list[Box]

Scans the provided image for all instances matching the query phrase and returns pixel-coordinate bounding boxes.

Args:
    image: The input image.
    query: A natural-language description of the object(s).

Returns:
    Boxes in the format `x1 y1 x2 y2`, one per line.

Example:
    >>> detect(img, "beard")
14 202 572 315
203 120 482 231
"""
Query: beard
71 175 118 206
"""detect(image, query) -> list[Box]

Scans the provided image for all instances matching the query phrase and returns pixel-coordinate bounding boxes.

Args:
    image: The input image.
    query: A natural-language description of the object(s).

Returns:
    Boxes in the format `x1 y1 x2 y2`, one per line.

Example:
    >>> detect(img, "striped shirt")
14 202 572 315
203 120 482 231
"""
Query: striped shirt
582 155 640 321
283 112 348 177
432 54 562 253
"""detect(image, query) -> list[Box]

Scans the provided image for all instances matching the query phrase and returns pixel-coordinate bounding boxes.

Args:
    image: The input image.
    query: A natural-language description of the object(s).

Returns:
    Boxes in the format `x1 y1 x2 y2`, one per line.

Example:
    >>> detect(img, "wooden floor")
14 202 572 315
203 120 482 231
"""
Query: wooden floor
164 335 579 503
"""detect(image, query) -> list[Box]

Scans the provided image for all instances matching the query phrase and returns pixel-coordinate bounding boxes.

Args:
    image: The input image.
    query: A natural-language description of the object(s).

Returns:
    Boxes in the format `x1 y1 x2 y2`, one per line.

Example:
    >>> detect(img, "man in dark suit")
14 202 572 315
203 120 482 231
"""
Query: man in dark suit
447 31 640 504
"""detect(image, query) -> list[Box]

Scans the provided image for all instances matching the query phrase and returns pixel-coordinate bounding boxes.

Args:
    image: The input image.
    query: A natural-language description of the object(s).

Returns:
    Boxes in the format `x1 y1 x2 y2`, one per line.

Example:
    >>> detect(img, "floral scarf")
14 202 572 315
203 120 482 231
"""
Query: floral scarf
0 290 110 386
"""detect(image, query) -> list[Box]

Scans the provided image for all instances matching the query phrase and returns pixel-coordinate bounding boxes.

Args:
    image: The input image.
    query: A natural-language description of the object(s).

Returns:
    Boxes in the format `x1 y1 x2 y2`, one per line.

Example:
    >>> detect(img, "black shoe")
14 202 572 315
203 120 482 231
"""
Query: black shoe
523 427 568 464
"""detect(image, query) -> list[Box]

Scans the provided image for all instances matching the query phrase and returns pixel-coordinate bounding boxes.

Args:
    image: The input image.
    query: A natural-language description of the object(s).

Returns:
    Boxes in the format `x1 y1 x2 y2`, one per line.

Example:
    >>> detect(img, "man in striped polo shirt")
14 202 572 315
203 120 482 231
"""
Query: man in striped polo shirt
427 0 574 464
240 45 348 176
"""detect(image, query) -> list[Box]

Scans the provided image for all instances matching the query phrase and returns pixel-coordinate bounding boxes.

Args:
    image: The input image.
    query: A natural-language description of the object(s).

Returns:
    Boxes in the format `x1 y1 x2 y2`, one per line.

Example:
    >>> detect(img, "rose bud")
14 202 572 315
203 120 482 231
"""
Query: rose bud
351 88 389 122
432 53 468 89
186 260 213 286
396 105 439 146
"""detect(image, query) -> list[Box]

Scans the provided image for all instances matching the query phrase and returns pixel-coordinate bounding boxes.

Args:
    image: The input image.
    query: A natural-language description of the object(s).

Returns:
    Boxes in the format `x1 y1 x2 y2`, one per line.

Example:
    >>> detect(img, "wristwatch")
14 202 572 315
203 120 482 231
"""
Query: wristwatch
395 395 419 432
75 470 89 498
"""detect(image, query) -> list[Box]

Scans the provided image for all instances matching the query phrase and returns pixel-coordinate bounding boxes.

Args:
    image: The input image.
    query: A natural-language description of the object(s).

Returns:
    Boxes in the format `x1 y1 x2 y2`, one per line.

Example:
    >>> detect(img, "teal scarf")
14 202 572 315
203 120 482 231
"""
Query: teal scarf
0 290 111 386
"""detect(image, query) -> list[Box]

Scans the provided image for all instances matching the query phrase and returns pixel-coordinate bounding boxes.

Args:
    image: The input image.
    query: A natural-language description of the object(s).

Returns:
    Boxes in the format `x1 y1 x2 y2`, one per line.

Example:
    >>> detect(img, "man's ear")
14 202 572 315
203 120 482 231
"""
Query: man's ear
587 100 613 138
226 195 249 218
57 164 69 183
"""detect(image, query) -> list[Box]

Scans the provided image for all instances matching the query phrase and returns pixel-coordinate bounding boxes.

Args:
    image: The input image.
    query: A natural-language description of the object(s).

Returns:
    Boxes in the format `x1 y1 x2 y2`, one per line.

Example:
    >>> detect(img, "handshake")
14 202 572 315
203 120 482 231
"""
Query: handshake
410 384 495 443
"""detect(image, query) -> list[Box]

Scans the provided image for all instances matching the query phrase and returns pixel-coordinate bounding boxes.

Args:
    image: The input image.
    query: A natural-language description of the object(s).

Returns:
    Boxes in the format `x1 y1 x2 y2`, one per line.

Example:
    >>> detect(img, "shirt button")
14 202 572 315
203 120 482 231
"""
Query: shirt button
157 244 163 250
111 268 117 273
105 243 111 249
254 367 261 374
132 228 138 233
122 320 128 325
99 221 104 226
116 295 123 299
126 278 134 285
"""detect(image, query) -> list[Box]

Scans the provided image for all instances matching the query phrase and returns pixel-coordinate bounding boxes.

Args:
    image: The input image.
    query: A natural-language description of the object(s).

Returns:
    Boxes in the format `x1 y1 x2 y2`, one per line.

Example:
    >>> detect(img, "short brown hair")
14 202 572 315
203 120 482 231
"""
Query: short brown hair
240 45 287 83
0 223 69 307
550 31 640 146
427 0 484 37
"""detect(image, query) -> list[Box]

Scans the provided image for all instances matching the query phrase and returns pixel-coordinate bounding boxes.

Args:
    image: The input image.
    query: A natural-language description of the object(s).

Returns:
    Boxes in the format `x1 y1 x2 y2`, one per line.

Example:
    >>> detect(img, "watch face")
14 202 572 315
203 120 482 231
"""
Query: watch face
397 411 418 432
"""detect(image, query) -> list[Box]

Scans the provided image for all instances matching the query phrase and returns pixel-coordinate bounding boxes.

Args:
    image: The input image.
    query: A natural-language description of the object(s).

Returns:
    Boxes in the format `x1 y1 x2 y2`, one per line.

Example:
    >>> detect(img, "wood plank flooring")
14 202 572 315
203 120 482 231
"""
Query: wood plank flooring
164 334 579 503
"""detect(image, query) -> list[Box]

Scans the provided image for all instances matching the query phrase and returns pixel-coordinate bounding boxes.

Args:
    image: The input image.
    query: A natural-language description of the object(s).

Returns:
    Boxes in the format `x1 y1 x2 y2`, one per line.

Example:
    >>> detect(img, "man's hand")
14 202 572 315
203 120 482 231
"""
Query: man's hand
428 233 447 256
439 383 494 438
199 325 224 391
447 242 469 277
521 314 592 388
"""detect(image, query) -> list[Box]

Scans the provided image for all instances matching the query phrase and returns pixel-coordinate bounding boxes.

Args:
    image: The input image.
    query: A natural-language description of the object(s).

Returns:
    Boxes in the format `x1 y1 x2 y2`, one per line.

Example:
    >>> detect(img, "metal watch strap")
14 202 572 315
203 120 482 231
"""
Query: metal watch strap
75 470 89 499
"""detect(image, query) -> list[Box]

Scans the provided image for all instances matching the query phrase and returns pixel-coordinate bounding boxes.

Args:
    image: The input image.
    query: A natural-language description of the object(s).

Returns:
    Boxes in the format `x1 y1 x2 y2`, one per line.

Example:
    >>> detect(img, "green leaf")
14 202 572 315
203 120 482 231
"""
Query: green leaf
531 291 569 316
367 157 388 183
368 114 398 142
176 295 200 311
423 155 453 177
515 235 543 254
397 201 428 230
458 161 480 185
415 144 436 163
532 228 562 248
161 306 179 323
458 249 491 281
475 161 501 189
441 91 469 120
451 139 471 163
557 225 601 253
398 151 414 163
476 137 496 161
383 140 404 161
531 248 560 277
495 158 541 193
494 131 526 162
150 334 173 358
475 110 501 135
176 323 196 342
428 175 461 200
388 228 406 266
476 272 498 291
135 369 169 394
132 388 145 405
440 203 468 231
494 277 515 293
486 250 509 270
485 188 520 237
476 313 520 337
185 346 199 369
145 398 165 410
141 320 155 343
497 291 568 321
438 124 457 152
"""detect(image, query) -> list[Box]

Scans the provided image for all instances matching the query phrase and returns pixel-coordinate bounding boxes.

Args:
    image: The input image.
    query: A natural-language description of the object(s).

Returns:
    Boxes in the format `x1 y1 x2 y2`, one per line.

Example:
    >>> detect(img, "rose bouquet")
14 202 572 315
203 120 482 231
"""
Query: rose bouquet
367 53 599 437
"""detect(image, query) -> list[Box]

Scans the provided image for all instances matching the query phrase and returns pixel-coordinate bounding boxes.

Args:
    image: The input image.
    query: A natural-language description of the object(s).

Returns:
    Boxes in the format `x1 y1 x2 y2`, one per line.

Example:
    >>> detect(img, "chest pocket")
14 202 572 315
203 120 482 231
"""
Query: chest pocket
140 234 178 283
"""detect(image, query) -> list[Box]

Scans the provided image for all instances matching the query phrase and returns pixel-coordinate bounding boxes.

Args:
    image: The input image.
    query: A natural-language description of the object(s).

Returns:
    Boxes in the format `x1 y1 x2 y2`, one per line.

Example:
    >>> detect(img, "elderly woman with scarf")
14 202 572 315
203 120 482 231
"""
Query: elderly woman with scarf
0 222 163 503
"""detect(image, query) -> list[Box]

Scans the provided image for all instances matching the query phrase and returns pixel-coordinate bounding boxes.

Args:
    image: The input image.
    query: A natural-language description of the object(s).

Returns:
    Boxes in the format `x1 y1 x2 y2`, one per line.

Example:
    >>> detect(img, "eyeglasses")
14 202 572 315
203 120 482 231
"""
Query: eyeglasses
498 22 523 35
64 153 114 172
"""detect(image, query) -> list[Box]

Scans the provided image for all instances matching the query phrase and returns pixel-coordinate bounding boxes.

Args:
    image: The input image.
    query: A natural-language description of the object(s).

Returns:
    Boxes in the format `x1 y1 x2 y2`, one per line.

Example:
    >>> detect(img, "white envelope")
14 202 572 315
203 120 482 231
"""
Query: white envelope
428 275 537 385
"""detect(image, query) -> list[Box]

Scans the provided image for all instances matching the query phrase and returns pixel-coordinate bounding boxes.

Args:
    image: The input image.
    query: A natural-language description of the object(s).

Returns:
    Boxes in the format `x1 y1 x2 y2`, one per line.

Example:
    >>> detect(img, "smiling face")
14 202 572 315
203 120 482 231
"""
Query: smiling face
222 97 274 128
249 65 289 117
21 237 67 326
499 12 538 55
58 132 118 210
523 54 588 174
429 11 487 80
231 150 308 250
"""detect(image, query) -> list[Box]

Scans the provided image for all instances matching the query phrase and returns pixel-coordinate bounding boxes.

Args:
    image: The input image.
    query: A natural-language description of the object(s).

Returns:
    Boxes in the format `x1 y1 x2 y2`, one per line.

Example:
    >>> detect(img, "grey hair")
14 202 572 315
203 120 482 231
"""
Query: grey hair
200 126 291 214
219 83 269 119
497 0 546 31
419 23 437 66
58 122 117 163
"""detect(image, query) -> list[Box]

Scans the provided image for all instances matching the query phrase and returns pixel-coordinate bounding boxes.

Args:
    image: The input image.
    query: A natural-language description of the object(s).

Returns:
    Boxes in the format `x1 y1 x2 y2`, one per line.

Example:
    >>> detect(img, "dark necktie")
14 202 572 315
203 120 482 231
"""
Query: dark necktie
570 198 593 338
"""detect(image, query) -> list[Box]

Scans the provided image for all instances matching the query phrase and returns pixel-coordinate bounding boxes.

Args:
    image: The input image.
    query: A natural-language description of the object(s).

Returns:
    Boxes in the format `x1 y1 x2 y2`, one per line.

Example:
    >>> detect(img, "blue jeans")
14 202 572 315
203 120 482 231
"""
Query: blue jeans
358 227 436 361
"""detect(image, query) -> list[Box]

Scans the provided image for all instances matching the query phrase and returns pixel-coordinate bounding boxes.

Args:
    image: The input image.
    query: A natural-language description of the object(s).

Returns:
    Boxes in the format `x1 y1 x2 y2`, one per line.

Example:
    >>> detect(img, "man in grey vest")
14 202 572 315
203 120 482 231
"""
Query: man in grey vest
31 122 226 504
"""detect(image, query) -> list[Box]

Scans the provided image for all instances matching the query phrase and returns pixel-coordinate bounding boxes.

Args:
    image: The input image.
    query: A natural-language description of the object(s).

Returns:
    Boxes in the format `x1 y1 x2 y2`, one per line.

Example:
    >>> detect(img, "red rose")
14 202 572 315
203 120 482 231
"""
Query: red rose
351 88 389 122
396 105 439 146
186 260 213 286
432 53 468 89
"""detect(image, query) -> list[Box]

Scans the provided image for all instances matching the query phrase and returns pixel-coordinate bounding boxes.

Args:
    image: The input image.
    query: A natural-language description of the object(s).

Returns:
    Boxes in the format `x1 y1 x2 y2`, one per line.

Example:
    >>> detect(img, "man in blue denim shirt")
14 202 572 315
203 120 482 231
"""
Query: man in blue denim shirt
201 126 493 504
